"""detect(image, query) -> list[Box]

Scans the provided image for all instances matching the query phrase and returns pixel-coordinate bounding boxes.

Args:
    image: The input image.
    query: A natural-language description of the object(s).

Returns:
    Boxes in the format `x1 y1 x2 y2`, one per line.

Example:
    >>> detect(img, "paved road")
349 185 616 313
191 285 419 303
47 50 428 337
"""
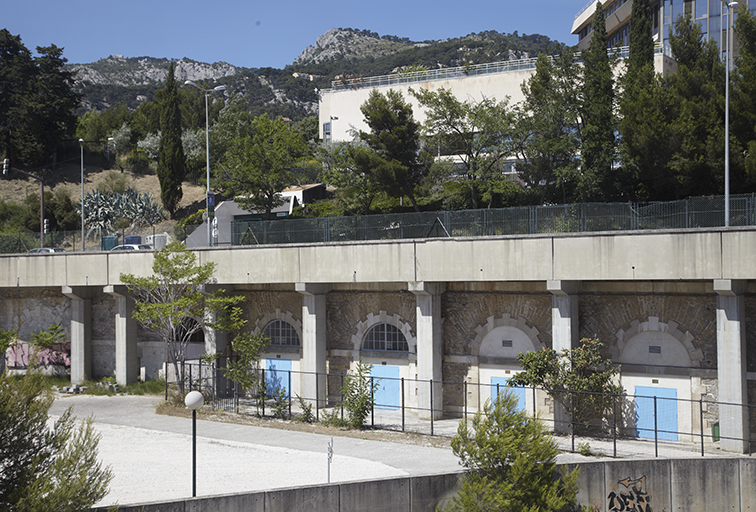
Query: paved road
49 394 463 508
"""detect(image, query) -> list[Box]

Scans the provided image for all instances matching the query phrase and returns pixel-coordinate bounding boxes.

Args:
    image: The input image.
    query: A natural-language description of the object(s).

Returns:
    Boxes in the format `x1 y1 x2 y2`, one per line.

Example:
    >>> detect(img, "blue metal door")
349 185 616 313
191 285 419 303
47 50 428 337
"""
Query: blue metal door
371 365 400 410
265 359 291 398
491 376 526 412
635 386 678 441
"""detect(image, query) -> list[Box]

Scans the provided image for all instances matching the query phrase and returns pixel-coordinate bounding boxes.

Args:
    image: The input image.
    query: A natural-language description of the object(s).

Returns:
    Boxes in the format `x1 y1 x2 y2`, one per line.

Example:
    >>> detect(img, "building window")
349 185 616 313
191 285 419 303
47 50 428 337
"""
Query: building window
323 122 332 144
363 323 409 352
263 320 300 347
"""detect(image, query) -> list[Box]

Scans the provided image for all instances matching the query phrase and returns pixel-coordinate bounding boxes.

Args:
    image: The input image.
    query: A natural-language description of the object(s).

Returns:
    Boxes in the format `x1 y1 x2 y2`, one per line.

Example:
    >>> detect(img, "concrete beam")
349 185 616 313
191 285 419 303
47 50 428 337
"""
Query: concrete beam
104 285 139 386
714 279 749 453
410 282 446 420
61 286 94 384
296 283 331 407
548 280 581 433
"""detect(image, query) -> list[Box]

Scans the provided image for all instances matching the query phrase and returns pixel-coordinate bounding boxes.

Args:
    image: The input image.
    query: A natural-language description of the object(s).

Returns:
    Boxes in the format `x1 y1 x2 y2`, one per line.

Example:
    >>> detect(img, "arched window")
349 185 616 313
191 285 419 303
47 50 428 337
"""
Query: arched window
362 323 409 352
263 320 300 347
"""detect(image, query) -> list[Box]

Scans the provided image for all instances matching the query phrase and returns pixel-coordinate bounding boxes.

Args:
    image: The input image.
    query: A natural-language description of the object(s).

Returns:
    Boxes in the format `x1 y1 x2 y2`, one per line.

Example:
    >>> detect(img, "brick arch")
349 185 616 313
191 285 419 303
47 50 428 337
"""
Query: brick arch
253 308 303 344
470 313 543 357
613 316 703 367
350 310 416 353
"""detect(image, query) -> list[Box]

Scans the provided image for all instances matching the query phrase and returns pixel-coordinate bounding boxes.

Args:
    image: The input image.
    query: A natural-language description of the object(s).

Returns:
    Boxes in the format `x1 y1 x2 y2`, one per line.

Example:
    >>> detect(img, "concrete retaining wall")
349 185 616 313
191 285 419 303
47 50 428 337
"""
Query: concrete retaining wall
94 457 756 512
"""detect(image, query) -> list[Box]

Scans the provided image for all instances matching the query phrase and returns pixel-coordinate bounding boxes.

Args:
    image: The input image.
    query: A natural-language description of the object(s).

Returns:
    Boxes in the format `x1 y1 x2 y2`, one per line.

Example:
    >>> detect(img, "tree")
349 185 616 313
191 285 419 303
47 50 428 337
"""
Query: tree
510 337 622 431
410 87 515 209
318 140 381 215
444 389 579 512
156 62 186 217
218 113 307 219
0 31 80 167
664 14 725 199
119 241 245 390
0 371 113 511
731 7 756 191
580 1 619 202
341 359 379 429
514 52 582 204
619 0 663 200
359 89 428 211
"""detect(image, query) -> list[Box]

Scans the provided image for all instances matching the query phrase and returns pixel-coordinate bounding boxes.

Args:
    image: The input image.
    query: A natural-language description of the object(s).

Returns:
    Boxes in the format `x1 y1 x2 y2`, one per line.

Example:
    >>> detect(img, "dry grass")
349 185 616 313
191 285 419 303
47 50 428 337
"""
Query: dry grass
2 162 208 225
155 399 453 449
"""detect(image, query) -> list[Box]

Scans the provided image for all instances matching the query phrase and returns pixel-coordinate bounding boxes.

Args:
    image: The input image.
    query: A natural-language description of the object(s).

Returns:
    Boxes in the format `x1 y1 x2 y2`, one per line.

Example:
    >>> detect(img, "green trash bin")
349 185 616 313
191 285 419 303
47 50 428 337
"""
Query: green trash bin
712 421 720 442
101 236 118 251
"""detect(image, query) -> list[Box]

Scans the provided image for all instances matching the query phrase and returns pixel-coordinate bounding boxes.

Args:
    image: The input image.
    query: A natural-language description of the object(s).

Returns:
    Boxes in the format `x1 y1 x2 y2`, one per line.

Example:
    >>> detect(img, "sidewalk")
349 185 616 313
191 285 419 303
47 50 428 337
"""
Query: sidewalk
48 395 463 508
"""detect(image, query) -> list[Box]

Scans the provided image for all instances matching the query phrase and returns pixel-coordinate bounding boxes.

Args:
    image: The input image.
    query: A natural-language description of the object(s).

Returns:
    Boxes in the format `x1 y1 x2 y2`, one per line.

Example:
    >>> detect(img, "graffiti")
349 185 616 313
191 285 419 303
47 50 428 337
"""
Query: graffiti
608 476 653 512
5 342 71 370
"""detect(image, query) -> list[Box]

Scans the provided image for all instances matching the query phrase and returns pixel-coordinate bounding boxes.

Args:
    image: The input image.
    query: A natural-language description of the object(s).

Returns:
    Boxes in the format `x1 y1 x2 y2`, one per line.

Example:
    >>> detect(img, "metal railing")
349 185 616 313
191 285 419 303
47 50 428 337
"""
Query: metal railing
231 194 755 246
177 360 755 458
324 44 672 93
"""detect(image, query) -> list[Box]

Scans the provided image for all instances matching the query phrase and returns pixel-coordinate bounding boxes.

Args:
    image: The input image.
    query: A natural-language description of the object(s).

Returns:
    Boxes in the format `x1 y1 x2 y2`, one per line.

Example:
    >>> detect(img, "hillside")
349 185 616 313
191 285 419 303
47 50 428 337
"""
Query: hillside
69 28 567 121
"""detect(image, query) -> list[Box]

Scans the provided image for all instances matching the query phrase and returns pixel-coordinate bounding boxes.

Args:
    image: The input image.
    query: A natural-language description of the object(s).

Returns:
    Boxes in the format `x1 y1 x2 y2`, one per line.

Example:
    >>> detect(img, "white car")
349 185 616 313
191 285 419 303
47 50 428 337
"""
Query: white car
28 247 66 254
110 244 152 251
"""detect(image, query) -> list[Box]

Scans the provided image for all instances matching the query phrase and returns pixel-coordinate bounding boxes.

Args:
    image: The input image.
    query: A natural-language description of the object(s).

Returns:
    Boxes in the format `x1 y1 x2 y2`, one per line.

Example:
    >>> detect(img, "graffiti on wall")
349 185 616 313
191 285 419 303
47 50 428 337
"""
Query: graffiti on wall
608 476 653 512
5 342 71 371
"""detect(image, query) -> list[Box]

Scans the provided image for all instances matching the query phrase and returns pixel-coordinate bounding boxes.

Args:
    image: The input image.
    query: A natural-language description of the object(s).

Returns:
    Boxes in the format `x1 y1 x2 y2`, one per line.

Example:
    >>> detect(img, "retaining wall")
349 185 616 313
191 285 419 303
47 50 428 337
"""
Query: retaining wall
93 457 756 512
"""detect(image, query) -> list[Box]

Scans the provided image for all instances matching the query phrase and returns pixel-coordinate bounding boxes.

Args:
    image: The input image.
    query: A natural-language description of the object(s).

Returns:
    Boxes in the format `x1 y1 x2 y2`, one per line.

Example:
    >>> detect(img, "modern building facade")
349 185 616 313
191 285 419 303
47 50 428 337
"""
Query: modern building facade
572 0 753 60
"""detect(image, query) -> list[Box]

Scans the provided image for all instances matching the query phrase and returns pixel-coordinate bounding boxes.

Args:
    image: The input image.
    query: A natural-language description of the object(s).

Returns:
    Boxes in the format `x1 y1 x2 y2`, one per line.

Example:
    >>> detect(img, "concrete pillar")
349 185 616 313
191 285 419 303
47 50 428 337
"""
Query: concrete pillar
409 282 446 420
296 283 331 408
714 279 749 453
547 280 581 434
62 286 93 384
201 285 232 356
104 285 139 386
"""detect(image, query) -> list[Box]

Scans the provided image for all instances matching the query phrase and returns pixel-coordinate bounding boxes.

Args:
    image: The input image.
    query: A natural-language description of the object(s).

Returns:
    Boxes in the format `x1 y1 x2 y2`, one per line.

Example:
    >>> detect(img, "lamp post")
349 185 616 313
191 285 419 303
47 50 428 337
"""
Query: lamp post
184 390 204 498
184 81 226 247
80 139 85 251
724 0 738 227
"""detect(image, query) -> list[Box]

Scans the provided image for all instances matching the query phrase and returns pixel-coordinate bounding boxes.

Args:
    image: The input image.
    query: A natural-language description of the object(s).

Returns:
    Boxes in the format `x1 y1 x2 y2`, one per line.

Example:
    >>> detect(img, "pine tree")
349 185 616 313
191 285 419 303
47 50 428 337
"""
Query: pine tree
581 1 617 201
156 62 186 216
444 390 579 512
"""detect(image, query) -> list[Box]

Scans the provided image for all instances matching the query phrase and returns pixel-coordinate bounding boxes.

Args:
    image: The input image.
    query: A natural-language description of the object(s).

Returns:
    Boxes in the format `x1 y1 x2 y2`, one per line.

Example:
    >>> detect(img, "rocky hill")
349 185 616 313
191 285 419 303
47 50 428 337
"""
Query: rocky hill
69 28 567 121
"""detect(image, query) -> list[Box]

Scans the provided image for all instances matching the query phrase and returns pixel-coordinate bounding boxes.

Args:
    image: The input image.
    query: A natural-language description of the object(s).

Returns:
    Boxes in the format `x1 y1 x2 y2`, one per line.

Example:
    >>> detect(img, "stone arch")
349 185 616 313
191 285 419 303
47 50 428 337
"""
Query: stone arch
253 308 303 345
471 314 543 357
350 310 416 353
613 316 702 367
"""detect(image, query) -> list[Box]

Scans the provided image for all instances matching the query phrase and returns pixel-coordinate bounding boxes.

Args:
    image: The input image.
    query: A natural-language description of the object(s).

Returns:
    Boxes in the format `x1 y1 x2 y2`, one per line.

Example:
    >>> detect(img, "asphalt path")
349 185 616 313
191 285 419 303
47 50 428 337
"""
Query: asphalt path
48 394 463 508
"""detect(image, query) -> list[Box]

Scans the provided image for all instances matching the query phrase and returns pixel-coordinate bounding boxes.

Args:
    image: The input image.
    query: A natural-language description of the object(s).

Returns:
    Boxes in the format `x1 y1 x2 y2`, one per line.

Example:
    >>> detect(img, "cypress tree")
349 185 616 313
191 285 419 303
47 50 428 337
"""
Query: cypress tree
156 62 186 216
628 0 654 74
581 1 617 201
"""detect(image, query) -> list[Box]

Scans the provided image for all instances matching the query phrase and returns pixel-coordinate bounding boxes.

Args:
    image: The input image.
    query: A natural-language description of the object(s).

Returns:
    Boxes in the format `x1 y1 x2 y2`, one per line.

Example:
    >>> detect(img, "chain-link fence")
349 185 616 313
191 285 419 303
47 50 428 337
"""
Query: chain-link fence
231 194 756 246
0 225 200 254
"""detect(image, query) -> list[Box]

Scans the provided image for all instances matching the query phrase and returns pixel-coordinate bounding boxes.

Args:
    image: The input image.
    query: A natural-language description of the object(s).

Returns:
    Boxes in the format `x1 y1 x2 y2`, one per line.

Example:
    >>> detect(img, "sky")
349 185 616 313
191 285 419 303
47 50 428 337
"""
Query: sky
5 0 584 69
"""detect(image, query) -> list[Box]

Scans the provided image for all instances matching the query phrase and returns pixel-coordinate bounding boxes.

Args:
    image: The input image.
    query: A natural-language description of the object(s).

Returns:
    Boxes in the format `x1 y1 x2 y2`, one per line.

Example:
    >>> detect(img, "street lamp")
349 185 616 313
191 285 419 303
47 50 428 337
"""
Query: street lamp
724 0 738 227
184 390 204 498
184 81 226 247
80 139 85 251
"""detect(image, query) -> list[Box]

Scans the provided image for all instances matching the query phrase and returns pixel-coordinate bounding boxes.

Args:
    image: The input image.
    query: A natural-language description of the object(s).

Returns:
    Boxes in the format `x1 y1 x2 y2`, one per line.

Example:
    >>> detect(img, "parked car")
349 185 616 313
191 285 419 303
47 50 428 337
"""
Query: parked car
28 247 66 254
110 244 152 251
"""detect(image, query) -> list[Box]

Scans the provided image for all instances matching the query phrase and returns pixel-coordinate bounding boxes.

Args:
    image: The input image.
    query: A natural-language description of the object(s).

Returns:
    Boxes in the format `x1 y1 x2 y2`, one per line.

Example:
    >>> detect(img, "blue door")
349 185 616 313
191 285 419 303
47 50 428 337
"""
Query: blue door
371 365 400 410
265 359 291 398
635 386 678 441
491 376 526 412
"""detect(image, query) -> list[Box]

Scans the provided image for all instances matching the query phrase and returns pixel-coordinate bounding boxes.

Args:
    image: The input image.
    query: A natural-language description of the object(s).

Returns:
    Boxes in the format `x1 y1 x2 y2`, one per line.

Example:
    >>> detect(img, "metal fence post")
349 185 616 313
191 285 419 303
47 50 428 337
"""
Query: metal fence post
464 381 468 423
613 393 617 458
401 377 405 432
315 371 320 422
371 376 375 428
571 390 575 453
700 398 705 457
654 396 658 458
430 379 434 436
288 371 292 419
